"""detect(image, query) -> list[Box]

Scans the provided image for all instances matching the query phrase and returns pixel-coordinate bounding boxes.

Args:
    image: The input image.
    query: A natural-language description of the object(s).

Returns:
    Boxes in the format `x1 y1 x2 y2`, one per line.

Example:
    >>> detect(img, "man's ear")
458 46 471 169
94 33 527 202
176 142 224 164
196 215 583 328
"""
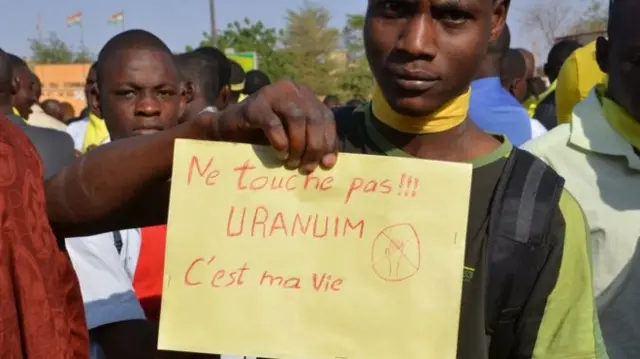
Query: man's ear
90 84 102 118
183 81 195 104
489 0 509 45
596 36 610 74
216 85 231 110
11 74 19 96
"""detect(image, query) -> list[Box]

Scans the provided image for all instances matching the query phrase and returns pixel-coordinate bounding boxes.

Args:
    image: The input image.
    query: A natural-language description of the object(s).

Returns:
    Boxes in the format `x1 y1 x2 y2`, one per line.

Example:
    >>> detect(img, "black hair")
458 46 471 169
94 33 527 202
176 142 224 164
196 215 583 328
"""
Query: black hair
176 50 225 105
243 70 271 95
229 60 245 87
527 77 547 97
96 29 174 89
608 0 637 38
323 95 340 106
193 46 231 89
545 40 581 82
500 49 526 84
0 48 11 95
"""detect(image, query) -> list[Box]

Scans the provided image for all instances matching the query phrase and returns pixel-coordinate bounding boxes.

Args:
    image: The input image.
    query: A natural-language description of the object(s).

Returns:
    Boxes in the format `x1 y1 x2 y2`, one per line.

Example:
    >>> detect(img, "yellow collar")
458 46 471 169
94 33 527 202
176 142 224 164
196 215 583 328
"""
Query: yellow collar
371 86 471 134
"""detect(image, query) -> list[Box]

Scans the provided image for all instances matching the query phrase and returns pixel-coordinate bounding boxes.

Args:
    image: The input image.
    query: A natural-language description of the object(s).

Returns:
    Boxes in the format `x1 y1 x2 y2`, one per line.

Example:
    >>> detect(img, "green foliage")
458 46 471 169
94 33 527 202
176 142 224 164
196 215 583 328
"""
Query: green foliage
29 33 95 64
187 5 374 100
573 0 608 33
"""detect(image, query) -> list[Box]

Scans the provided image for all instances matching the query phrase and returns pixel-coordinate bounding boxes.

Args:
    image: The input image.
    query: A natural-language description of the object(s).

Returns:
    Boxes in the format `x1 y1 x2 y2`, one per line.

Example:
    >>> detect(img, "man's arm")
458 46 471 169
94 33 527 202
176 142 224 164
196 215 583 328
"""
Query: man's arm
46 81 337 239
510 190 608 359
46 117 208 238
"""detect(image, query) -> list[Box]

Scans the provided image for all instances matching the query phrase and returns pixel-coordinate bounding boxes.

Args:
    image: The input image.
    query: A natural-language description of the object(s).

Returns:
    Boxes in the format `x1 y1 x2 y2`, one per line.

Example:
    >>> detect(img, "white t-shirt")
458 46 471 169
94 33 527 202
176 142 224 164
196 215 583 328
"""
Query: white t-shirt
530 118 548 139
66 123 145 359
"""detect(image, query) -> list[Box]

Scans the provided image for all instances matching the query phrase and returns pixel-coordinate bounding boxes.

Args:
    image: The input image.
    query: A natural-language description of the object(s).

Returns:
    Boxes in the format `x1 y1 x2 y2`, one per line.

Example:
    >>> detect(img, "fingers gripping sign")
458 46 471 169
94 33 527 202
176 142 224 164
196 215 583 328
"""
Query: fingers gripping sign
210 80 338 173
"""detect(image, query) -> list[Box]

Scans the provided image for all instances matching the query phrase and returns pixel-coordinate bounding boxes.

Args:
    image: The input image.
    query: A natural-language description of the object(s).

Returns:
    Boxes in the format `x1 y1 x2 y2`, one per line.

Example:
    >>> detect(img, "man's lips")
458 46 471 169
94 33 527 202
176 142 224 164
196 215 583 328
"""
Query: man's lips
387 66 440 91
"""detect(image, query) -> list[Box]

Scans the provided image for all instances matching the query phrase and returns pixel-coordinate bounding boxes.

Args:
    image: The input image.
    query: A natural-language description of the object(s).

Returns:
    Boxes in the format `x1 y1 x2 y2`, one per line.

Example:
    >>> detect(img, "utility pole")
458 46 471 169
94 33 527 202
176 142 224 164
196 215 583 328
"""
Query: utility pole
209 0 217 45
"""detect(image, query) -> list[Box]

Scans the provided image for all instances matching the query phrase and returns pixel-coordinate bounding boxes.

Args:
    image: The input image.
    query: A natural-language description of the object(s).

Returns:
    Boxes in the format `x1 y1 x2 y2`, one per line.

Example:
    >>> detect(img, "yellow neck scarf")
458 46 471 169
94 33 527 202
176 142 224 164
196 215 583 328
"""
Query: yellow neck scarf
596 82 640 150
371 85 471 134
81 113 110 153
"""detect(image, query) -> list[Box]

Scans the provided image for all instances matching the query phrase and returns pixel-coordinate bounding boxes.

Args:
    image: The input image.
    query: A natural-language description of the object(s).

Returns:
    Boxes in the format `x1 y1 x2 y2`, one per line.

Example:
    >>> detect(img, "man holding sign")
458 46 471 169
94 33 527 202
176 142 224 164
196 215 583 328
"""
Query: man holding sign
31 2 604 359
158 1 605 359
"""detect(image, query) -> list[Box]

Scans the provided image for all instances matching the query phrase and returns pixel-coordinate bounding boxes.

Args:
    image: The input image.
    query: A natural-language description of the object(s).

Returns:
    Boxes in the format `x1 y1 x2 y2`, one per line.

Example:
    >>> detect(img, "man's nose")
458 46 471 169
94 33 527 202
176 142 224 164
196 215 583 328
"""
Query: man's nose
397 14 438 59
135 95 161 117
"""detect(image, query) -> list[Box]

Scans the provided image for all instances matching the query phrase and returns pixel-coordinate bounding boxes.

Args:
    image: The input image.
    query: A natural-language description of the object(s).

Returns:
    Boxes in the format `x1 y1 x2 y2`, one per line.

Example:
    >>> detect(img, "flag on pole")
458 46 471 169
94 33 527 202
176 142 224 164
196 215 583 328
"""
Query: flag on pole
66 11 82 27
108 11 124 25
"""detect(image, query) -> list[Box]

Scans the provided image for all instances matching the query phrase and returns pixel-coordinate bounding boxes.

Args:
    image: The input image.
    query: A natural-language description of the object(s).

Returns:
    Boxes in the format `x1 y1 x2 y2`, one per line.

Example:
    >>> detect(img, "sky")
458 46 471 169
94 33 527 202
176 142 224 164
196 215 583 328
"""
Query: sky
0 0 587 60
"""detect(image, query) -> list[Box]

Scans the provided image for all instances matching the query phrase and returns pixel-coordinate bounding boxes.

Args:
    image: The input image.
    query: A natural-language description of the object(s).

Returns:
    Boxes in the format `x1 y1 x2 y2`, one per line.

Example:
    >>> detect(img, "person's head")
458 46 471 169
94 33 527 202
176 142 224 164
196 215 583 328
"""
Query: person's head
323 95 341 109
85 62 97 108
545 40 581 83
0 48 12 108
364 0 510 117
526 76 547 98
176 49 230 114
41 99 64 121
516 48 536 79
193 46 232 109
33 75 42 102
8 54 37 118
94 29 186 141
243 70 271 96
500 49 528 102
597 0 640 122
346 98 364 107
228 60 245 104
60 101 75 122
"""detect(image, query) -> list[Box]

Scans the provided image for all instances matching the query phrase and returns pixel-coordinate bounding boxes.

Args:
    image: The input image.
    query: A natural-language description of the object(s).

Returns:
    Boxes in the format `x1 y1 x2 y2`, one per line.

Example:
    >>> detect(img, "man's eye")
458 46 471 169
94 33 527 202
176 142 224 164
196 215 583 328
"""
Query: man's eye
434 8 471 25
158 90 175 97
115 90 135 98
378 0 406 17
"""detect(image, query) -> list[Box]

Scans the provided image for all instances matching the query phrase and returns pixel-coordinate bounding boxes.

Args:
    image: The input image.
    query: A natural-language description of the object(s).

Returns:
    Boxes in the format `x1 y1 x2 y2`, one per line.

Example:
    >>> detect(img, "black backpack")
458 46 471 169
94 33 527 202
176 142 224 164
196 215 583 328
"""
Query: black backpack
484 147 565 358
339 104 566 357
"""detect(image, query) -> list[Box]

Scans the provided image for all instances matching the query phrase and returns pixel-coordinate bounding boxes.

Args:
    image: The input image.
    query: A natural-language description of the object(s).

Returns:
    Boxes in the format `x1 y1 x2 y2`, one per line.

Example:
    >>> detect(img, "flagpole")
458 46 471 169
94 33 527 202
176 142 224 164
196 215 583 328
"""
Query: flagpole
121 9 125 31
80 20 85 48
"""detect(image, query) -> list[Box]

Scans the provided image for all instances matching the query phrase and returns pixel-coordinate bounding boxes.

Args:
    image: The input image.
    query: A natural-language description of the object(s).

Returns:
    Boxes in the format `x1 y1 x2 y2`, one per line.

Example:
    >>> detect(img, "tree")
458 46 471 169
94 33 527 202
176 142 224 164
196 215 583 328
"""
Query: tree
337 14 374 101
572 0 608 33
521 0 575 48
187 19 291 81
343 14 365 62
282 1 340 95
29 33 94 64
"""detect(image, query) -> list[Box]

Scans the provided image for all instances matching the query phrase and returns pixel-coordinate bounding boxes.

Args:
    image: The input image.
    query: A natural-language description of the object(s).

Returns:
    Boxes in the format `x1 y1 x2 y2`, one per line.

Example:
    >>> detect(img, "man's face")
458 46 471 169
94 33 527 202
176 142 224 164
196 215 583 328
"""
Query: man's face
12 67 37 118
598 15 640 122
85 67 97 108
94 48 186 141
364 0 506 117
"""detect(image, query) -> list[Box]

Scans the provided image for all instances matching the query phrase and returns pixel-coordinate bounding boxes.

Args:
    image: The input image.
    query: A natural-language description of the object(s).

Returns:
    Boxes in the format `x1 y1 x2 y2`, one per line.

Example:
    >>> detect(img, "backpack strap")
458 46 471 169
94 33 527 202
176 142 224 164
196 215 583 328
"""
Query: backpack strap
485 148 565 359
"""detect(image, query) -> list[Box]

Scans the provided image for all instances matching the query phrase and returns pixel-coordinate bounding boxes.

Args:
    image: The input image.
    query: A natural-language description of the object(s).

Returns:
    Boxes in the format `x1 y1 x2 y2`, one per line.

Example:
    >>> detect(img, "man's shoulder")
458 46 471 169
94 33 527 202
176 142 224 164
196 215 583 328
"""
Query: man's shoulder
522 124 571 160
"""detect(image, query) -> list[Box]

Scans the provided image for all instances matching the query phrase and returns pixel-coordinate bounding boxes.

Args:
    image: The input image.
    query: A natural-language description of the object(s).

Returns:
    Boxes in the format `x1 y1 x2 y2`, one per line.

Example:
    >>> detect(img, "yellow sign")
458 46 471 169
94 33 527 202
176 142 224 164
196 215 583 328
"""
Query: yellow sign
159 140 472 359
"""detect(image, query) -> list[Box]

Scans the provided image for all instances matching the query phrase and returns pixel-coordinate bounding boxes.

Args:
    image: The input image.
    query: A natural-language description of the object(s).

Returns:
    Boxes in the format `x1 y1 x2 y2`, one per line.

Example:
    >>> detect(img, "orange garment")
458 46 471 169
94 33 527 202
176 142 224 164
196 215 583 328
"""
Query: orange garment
0 114 89 358
133 225 168 321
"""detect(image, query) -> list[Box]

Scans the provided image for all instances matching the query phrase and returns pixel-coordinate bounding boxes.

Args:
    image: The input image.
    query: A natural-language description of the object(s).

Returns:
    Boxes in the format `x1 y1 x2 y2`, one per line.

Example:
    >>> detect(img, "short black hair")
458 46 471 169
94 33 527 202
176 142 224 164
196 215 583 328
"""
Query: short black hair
96 29 174 89
545 40 581 81
229 60 245 87
323 95 340 106
193 46 231 89
527 77 548 97
608 0 638 38
176 50 226 105
500 49 526 83
243 70 271 95
0 48 11 95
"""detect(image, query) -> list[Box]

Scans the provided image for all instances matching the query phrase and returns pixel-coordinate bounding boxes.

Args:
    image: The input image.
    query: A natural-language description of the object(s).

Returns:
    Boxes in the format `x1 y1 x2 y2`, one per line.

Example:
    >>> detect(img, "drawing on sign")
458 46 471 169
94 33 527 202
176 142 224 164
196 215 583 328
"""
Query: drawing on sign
371 223 421 282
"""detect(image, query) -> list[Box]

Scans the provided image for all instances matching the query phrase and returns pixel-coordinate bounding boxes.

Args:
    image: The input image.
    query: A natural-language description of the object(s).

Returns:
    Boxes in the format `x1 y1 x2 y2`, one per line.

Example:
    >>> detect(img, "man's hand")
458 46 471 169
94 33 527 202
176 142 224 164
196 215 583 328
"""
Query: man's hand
201 80 338 173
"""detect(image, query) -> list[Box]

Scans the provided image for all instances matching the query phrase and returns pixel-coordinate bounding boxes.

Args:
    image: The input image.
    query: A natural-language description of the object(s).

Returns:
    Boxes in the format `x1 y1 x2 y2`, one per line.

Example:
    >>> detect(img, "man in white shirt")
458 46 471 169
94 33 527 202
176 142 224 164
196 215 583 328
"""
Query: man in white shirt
524 2 640 356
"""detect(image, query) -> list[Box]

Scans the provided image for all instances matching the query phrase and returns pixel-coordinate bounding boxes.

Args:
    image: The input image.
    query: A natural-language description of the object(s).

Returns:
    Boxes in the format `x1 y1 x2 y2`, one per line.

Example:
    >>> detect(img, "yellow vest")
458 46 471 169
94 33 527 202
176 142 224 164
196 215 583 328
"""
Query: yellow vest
555 41 607 125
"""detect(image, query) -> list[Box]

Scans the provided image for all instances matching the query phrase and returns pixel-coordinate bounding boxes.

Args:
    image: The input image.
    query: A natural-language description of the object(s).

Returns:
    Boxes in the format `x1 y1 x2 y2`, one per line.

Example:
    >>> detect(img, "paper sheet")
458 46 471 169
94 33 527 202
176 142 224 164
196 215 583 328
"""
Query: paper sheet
158 139 472 359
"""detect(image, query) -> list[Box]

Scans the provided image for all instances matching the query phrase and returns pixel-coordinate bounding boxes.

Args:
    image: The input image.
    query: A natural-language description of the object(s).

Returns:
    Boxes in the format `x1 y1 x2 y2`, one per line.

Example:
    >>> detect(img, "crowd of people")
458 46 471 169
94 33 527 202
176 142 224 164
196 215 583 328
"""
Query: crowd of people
0 0 637 358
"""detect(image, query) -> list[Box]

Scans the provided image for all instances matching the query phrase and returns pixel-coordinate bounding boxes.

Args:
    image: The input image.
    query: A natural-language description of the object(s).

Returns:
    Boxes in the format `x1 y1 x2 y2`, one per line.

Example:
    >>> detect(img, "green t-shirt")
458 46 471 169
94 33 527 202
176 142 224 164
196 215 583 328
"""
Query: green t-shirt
331 105 608 359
